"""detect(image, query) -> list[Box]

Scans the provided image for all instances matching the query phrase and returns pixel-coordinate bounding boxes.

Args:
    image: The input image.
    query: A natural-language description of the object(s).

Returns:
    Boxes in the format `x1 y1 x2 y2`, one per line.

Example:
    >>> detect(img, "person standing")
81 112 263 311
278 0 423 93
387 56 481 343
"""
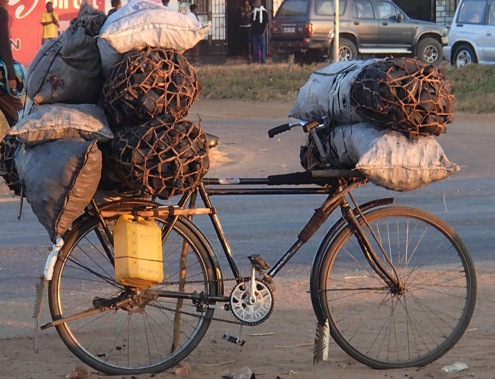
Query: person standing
186 4 201 63
239 0 252 63
40 1 59 45
107 0 122 16
251 0 268 64
0 0 22 127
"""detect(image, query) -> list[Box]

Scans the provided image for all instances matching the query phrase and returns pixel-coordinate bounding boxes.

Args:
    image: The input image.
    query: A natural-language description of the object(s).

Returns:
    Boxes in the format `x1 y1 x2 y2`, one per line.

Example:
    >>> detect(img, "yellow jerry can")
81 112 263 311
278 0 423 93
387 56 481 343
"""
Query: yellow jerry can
114 215 164 288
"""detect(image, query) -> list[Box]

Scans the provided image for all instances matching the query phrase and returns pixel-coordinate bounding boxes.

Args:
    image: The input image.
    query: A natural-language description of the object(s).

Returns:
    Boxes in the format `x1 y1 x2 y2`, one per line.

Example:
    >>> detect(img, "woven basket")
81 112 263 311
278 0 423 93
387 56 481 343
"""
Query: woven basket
102 48 199 130
350 58 455 136
104 116 209 199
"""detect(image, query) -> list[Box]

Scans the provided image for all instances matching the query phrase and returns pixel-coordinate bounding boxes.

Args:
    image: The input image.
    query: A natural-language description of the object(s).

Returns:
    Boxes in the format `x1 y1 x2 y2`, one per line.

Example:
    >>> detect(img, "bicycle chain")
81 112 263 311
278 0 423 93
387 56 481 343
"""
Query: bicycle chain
156 276 261 326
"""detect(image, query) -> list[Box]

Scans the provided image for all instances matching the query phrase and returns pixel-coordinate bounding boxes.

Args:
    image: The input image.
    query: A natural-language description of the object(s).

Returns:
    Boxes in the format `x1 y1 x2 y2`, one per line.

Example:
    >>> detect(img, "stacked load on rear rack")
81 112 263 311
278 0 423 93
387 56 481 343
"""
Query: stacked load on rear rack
295 58 457 191
0 0 211 242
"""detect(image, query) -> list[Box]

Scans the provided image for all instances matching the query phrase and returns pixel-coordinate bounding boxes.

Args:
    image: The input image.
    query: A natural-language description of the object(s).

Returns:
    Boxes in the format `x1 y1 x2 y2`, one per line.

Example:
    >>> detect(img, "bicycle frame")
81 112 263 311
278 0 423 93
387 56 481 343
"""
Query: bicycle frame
91 171 398 289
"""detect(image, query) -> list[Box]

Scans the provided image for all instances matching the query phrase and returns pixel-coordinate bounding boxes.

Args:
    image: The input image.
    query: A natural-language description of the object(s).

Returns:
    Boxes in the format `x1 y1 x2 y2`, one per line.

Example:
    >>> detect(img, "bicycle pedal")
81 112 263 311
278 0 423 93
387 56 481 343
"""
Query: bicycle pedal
248 254 270 271
222 333 246 346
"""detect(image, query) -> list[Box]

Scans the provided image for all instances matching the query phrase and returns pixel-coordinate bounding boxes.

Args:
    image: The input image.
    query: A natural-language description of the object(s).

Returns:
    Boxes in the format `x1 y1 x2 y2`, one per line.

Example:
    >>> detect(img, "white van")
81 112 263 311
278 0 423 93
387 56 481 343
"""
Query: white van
444 0 495 67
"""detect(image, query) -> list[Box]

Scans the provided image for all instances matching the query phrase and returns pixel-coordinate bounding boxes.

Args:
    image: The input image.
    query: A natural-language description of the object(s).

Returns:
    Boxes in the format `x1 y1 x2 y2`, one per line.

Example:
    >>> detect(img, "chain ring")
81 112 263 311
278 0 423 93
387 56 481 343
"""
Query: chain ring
229 279 274 325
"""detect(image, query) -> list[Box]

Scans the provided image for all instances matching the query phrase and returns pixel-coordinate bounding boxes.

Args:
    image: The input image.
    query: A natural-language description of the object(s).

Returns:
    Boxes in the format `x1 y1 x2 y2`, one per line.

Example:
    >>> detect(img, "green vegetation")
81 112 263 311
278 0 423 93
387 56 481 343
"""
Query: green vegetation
196 60 495 113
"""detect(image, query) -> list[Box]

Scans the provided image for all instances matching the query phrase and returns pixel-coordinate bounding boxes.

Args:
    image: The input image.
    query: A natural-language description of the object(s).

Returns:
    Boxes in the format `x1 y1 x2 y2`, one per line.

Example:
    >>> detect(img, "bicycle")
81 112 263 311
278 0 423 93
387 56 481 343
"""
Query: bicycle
37 119 477 375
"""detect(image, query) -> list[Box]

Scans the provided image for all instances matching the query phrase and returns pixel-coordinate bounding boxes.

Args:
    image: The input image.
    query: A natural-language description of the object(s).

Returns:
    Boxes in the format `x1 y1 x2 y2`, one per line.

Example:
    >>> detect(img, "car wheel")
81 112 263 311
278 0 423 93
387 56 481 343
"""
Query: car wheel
416 38 443 66
330 38 358 61
453 44 477 68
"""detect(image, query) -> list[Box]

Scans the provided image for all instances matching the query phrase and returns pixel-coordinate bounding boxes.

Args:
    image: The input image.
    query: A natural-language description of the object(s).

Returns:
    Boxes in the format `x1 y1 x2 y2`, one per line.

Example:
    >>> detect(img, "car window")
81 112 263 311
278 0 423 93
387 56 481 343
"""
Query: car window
457 0 487 24
315 0 346 16
276 0 308 16
376 1 400 19
352 0 375 19
488 3 495 24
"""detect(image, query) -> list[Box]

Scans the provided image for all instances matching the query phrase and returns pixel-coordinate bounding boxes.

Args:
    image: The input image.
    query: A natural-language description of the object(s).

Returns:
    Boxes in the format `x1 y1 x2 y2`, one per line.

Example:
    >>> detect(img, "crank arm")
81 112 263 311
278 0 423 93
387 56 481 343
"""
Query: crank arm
40 298 132 330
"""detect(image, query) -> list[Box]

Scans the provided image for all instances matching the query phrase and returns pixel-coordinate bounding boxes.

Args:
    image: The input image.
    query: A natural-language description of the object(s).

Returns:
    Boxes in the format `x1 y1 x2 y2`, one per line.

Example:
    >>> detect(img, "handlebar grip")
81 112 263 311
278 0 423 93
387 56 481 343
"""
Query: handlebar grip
268 123 291 138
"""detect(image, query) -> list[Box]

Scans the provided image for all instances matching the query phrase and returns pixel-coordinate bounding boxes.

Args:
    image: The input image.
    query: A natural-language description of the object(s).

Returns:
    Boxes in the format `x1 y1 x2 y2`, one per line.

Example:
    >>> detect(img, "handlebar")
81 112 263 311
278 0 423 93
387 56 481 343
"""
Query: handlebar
268 118 325 138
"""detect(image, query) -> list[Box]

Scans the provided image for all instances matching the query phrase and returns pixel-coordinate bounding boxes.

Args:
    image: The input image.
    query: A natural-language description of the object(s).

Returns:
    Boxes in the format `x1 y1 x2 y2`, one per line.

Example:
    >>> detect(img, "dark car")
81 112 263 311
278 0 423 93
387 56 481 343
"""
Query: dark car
269 0 449 65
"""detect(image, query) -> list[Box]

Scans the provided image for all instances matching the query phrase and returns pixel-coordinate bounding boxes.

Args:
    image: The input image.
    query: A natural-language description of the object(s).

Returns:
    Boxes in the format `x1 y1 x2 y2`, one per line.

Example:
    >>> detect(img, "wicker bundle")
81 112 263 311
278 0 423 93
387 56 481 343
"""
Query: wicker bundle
0 135 22 195
104 115 209 199
102 48 199 129
350 58 454 136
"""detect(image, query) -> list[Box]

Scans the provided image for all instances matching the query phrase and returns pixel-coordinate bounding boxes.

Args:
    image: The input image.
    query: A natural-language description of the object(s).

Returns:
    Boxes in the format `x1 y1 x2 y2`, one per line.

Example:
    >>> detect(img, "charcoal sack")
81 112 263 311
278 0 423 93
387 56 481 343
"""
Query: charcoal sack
0 134 22 195
102 48 198 130
104 116 209 199
26 26 102 105
302 122 459 191
9 103 113 146
15 139 102 242
97 0 210 76
350 58 455 136
289 59 379 123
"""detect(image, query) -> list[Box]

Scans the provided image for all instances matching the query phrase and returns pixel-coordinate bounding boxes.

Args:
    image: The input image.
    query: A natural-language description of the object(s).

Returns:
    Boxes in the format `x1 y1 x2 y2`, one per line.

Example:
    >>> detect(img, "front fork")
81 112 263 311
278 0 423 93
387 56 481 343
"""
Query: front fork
340 199 403 292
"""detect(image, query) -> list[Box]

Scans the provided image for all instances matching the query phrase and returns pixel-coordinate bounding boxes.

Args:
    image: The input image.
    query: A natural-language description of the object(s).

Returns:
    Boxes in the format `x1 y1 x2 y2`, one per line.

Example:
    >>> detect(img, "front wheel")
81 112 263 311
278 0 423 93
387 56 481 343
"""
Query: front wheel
315 206 476 368
48 209 219 375
416 38 443 66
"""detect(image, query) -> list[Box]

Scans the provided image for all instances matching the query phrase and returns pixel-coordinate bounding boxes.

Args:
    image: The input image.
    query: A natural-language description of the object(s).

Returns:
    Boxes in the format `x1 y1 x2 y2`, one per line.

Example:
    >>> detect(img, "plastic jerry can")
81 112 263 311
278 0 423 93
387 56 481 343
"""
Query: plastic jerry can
114 215 164 288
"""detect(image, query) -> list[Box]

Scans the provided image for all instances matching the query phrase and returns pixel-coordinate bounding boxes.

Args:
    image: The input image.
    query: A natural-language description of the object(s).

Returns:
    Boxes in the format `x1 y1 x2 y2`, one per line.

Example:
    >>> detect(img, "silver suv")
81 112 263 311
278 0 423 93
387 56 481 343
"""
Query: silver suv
444 0 495 67
270 0 449 65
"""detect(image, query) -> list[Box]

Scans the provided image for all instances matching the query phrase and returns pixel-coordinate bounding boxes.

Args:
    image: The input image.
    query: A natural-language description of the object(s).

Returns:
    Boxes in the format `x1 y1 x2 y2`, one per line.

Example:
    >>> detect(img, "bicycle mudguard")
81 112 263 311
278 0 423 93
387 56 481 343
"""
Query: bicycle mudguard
309 197 393 324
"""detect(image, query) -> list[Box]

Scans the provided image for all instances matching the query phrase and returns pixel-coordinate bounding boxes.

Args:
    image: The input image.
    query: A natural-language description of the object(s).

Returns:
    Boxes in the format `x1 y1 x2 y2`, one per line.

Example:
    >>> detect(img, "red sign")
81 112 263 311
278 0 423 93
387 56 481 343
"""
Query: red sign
7 0 106 67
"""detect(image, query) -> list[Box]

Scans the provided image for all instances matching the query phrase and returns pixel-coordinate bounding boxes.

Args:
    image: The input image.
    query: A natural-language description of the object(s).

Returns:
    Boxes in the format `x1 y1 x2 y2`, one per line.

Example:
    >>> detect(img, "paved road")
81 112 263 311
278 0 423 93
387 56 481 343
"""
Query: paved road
1 100 494 300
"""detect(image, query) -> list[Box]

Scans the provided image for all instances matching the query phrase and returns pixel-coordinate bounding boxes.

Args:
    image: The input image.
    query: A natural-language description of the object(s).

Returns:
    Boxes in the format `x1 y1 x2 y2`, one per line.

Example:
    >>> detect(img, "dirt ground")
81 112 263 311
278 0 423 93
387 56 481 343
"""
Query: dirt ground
1 100 495 378
2 270 495 379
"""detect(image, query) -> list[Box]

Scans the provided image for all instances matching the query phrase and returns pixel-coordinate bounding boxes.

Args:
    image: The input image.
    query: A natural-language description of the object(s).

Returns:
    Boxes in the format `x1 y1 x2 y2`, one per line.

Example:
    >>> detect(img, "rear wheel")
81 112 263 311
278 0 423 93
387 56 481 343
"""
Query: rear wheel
336 38 359 61
48 206 218 375
316 206 476 368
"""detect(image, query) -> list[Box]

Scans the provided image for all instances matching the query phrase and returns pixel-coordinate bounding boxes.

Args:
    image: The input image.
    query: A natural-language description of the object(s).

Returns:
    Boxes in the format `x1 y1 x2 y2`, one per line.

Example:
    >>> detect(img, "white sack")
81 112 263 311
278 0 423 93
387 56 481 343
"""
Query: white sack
329 122 459 191
290 59 379 123
98 0 211 76
10 103 113 146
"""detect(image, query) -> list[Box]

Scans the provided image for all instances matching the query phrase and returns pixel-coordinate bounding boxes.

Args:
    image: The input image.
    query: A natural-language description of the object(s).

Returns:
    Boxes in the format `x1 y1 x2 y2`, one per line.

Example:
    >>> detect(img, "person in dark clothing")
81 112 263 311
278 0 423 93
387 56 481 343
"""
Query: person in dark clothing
186 4 201 63
108 0 121 16
251 0 268 64
0 0 22 127
239 0 252 63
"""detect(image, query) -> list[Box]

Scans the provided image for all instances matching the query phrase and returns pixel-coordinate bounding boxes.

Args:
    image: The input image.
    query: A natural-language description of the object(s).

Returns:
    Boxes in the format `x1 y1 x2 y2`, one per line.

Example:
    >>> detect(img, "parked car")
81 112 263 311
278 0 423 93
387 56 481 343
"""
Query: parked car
444 0 495 67
269 0 449 65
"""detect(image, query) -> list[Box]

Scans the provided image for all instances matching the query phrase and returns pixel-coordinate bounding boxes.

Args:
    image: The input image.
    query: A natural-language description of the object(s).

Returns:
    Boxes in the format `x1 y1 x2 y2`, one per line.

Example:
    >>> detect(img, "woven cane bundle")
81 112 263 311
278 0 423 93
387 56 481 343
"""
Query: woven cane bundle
350 58 454 136
0 135 22 195
105 116 209 199
102 48 199 130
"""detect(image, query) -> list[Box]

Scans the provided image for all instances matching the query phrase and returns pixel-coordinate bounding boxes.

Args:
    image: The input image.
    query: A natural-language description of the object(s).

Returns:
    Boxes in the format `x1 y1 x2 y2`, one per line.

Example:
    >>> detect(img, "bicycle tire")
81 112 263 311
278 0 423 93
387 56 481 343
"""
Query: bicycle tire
315 206 476 369
48 209 219 375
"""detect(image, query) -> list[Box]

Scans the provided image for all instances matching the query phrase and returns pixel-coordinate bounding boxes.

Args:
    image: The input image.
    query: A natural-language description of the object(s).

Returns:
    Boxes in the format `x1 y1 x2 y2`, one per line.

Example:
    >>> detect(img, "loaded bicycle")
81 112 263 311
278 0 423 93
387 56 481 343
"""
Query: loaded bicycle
38 119 477 375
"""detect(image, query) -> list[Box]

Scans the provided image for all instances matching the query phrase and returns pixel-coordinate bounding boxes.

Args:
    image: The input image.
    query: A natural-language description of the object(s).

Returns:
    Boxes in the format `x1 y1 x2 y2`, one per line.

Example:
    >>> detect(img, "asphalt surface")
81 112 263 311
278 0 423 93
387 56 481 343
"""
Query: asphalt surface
1 99 495 294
